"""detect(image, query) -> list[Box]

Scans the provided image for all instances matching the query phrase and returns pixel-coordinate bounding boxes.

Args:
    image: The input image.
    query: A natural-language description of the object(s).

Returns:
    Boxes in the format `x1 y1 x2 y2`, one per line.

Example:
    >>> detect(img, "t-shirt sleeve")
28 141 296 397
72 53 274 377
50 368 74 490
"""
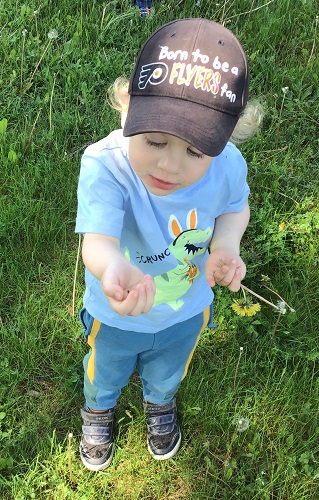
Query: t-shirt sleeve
75 152 126 238
219 143 250 215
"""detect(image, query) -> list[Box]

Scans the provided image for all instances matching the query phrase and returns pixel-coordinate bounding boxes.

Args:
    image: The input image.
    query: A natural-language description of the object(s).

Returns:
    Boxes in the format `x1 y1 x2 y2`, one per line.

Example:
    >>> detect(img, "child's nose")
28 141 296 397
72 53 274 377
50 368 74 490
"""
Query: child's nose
157 151 183 174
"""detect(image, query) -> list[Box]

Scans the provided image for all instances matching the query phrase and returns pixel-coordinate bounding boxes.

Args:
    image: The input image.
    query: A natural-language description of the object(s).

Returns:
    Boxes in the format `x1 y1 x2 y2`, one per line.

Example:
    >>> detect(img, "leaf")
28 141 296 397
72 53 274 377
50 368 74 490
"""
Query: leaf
8 150 18 163
0 457 13 470
0 118 8 138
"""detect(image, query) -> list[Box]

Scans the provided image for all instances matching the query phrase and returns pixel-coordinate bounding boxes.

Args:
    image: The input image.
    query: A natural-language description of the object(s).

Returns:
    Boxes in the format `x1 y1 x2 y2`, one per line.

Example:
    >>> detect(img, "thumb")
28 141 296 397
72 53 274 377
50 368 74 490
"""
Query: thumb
101 269 125 301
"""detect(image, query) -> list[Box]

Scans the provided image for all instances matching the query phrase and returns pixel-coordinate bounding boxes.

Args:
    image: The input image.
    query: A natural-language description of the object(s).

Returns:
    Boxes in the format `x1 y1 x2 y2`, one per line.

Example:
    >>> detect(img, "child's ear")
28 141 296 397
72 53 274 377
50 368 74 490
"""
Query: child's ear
121 111 127 128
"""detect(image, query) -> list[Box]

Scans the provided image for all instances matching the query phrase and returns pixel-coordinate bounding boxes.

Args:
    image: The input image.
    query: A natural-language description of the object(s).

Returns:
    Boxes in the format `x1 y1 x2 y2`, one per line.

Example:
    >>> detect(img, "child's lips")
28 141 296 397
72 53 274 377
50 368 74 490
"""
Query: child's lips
150 175 178 190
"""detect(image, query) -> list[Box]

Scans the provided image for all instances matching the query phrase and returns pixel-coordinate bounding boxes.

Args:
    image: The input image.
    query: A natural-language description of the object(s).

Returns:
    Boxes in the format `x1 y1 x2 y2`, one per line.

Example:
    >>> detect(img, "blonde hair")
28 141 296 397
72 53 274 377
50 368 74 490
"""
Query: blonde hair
230 99 265 144
108 77 130 127
108 77 264 144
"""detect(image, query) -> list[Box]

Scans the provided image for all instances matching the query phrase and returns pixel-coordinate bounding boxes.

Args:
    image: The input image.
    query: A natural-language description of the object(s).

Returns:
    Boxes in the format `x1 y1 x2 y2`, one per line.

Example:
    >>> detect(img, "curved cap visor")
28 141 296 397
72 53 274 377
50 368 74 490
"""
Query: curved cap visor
123 94 239 157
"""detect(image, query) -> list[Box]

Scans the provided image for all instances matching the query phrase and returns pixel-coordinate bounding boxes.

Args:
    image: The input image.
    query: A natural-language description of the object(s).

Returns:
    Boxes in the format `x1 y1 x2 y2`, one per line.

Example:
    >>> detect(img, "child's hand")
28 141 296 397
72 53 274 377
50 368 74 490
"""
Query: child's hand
101 261 155 316
205 248 246 292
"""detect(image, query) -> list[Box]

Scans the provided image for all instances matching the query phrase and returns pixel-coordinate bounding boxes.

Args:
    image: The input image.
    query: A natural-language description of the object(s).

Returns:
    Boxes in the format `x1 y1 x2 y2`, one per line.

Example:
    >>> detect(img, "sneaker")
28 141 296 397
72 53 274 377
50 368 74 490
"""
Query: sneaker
80 407 115 471
144 398 181 460
132 0 152 17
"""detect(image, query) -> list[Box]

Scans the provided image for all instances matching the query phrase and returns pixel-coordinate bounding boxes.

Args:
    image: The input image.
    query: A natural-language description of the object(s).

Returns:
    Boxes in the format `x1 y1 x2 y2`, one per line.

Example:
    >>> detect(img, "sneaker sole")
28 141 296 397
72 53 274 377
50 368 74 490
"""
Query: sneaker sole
80 445 114 471
147 432 182 460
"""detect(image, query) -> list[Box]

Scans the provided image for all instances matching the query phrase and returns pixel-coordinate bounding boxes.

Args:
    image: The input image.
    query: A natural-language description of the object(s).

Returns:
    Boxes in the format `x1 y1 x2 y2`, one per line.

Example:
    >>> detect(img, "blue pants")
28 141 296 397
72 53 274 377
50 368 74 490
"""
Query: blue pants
132 0 153 16
132 1 153 8
80 306 213 410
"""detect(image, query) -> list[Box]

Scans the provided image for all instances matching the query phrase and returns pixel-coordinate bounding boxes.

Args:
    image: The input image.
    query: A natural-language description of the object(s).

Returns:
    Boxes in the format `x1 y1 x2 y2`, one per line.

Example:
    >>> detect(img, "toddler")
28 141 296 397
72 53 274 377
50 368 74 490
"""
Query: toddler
76 18 263 471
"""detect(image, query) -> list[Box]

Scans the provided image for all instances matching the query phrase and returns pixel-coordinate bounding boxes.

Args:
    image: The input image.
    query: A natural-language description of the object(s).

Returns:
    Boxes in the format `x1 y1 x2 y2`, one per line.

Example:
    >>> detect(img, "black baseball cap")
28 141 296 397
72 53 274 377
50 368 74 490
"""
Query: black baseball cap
123 18 249 156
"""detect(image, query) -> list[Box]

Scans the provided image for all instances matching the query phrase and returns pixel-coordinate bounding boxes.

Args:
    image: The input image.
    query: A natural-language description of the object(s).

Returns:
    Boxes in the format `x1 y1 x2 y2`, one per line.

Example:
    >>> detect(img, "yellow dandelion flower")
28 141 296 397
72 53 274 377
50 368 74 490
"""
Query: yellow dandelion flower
231 299 261 317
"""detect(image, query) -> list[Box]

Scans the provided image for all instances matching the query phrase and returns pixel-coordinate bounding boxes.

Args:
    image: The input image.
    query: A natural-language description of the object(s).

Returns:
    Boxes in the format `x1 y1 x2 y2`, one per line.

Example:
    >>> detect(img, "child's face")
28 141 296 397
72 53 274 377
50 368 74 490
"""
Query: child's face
128 133 213 196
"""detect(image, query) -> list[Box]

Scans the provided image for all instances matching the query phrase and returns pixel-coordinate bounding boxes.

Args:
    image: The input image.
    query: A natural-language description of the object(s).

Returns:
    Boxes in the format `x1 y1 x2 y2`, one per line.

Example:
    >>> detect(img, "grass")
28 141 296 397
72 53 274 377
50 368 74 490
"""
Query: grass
0 0 319 498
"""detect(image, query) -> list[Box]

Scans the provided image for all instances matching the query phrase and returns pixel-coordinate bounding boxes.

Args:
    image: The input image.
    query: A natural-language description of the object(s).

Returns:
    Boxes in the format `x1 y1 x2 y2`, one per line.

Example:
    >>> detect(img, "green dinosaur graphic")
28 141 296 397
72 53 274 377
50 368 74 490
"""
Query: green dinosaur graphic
124 209 212 311
153 225 212 310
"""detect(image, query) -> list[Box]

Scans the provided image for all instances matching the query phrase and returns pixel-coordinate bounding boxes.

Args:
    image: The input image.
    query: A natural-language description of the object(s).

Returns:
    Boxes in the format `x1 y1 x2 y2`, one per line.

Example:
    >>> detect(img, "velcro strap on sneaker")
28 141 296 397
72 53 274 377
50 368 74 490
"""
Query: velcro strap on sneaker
145 400 176 413
80 409 114 424
148 414 175 435
82 425 111 444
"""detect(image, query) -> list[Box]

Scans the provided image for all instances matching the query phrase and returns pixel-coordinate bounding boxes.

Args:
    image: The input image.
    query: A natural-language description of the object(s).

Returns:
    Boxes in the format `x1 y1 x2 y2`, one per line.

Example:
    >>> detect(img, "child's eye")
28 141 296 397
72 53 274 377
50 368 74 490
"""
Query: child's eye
187 148 204 159
145 137 166 149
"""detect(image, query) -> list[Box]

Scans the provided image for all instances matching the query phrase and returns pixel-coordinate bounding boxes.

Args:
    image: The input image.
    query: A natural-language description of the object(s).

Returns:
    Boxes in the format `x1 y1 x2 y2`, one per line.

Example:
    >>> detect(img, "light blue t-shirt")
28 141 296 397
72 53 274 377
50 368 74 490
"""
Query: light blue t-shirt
75 129 249 333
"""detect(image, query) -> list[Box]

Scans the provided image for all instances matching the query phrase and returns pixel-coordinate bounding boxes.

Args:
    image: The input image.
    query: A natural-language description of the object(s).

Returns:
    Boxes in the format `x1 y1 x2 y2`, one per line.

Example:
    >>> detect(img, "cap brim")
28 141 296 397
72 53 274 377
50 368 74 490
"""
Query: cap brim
123 95 239 157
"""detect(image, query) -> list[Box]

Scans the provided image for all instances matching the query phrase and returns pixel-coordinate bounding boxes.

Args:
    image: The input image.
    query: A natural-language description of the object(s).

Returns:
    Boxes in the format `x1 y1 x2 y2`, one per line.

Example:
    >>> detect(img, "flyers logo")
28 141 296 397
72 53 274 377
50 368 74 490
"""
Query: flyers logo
138 63 168 90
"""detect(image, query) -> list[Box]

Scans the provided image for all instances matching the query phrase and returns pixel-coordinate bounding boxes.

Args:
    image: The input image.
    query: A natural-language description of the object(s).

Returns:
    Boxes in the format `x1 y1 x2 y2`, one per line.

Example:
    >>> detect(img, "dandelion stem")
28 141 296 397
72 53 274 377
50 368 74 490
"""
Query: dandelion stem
23 107 42 154
49 74 57 131
20 33 26 94
240 284 281 311
259 283 295 312
233 347 243 391
269 311 282 350
277 88 288 148
307 16 318 65
68 433 76 483
33 11 39 47
101 7 106 29
25 40 51 91
223 430 237 476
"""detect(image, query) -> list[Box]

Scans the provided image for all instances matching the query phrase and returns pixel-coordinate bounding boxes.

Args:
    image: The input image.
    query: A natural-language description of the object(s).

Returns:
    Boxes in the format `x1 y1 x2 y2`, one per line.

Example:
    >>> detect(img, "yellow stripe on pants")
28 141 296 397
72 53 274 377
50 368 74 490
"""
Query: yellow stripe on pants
181 306 211 381
87 319 102 384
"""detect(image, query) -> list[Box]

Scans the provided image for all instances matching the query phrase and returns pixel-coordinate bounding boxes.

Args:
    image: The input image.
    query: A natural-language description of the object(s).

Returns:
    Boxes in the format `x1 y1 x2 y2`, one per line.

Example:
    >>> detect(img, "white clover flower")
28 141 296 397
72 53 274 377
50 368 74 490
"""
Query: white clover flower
232 416 250 432
282 86 289 94
48 29 58 40
22 29 28 37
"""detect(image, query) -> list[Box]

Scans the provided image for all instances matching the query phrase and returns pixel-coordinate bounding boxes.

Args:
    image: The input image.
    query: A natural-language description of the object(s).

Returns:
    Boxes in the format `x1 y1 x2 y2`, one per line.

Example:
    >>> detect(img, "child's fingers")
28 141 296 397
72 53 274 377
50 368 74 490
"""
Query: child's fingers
226 269 242 292
213 260 241 288
124 275 155 312
108 289 140 315
212 264 230 284
108 279 155 316
223 264 245 292
101 269 126 301
206 264 228 287
128 280 155 315
206 253 246 291
144 274 155 292
104 282 125 302
143 279 155 311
